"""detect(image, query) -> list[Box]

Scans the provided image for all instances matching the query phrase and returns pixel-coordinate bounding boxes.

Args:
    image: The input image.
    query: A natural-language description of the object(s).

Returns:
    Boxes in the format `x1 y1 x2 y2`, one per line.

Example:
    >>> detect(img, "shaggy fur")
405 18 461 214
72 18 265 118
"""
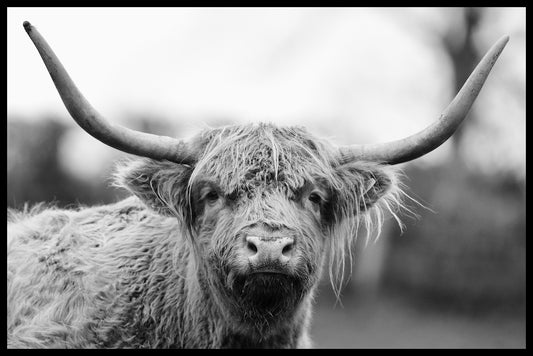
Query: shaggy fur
7 123 410 348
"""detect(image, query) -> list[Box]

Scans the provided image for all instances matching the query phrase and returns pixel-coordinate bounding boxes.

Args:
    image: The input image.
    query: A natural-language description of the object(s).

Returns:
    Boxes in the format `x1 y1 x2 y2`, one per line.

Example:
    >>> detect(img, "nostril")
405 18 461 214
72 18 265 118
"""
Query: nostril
247 241 258 254
282 243 293 256
245 236 261 258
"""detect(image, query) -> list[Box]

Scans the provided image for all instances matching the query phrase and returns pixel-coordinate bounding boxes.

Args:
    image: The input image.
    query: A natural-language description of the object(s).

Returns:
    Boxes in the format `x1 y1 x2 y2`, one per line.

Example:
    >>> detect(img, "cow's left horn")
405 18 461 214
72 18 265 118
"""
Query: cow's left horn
23 21 197 164
338 35 509 165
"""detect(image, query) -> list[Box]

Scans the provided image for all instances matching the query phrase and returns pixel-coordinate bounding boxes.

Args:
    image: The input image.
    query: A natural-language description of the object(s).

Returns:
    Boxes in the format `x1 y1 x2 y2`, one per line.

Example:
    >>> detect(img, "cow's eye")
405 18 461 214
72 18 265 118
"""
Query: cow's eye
205 190 219 204
308 192 322 205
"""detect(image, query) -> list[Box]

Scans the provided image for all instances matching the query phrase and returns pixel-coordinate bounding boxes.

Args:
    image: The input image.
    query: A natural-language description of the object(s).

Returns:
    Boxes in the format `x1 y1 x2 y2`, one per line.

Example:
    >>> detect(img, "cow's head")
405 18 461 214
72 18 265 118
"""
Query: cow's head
23 21 508 334
112 124 403 332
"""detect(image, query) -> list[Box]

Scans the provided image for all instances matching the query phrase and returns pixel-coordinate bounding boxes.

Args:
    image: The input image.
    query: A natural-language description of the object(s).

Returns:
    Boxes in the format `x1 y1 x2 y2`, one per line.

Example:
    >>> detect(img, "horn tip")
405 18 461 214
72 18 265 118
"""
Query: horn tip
494 35 510 57
23 21 32 32
497 35 510 49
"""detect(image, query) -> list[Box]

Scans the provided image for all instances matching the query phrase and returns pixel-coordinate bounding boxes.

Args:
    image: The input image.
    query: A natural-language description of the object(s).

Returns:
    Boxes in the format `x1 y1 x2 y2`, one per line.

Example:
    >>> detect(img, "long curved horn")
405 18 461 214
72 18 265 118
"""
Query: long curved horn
23 21 196 164
338 35 509 165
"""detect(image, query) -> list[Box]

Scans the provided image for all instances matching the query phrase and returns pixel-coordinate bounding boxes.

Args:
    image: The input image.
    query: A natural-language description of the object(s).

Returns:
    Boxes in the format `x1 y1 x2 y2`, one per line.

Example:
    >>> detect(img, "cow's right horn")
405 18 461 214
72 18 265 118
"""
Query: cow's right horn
338 35 509 165
23 21 197 165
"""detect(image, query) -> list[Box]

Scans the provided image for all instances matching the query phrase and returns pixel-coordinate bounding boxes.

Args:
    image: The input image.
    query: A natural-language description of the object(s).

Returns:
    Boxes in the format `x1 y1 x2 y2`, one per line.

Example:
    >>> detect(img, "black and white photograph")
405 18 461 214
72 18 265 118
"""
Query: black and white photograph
7 7 525 349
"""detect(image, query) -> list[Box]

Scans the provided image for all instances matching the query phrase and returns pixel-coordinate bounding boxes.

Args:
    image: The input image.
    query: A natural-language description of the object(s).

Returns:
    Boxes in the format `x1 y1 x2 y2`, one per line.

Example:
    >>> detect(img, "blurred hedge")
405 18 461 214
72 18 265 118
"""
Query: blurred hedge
381 161 525 313
7 117 126 209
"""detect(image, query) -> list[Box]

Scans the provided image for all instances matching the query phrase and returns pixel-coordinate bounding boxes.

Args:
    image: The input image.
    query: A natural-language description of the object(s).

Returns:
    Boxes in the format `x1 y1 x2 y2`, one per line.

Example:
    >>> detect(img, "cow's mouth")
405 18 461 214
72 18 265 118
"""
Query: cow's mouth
230 271 304 317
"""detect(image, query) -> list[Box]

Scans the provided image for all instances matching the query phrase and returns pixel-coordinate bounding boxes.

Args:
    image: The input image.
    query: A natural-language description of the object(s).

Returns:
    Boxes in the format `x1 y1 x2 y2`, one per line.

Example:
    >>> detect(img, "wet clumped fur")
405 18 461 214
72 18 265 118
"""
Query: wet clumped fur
7 123 414 348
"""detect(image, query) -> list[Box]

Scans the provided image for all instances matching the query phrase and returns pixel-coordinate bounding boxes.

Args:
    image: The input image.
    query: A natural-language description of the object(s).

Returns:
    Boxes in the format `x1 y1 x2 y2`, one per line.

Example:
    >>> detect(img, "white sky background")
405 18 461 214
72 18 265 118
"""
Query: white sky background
7 7 525 182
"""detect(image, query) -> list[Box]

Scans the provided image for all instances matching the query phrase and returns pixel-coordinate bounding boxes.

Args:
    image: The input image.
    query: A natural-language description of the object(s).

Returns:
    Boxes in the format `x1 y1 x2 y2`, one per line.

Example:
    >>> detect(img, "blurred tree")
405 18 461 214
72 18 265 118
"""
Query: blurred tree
441 7 484 157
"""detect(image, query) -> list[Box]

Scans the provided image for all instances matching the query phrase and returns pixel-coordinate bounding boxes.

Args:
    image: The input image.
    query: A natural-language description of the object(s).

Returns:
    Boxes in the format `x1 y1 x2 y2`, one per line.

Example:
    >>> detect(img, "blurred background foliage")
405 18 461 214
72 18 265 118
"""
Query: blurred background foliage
7 7 524 348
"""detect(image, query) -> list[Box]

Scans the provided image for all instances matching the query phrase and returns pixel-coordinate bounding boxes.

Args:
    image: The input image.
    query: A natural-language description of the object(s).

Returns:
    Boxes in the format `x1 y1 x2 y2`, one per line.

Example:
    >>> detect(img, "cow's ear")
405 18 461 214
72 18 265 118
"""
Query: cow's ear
113 158 192 217
333 162 397 214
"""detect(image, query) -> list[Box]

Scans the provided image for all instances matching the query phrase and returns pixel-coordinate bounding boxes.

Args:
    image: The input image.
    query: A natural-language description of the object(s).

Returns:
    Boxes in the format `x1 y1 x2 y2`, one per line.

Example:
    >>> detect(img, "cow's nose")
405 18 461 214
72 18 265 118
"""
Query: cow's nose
245 235 295 263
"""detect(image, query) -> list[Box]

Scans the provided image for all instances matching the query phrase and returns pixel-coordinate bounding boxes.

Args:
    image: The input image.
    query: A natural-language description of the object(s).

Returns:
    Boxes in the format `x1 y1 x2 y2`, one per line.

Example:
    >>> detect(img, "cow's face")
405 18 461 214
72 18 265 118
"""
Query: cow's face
117 123 400 333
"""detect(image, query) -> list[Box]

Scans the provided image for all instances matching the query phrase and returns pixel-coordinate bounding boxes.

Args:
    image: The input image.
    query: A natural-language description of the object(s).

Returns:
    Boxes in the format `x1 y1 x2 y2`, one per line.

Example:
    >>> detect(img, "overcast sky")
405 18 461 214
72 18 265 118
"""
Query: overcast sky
7 7 525 180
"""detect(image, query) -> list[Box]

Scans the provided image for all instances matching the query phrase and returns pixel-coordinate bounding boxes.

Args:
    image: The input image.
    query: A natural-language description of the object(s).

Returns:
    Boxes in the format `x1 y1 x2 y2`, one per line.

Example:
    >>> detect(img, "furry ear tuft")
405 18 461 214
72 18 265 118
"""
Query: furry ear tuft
112 158 192 218
334 161 397 214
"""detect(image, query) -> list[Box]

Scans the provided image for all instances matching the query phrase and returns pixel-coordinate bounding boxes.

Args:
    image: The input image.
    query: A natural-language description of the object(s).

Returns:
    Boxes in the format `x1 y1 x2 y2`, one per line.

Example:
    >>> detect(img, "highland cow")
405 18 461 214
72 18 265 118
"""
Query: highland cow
7 22 508 348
